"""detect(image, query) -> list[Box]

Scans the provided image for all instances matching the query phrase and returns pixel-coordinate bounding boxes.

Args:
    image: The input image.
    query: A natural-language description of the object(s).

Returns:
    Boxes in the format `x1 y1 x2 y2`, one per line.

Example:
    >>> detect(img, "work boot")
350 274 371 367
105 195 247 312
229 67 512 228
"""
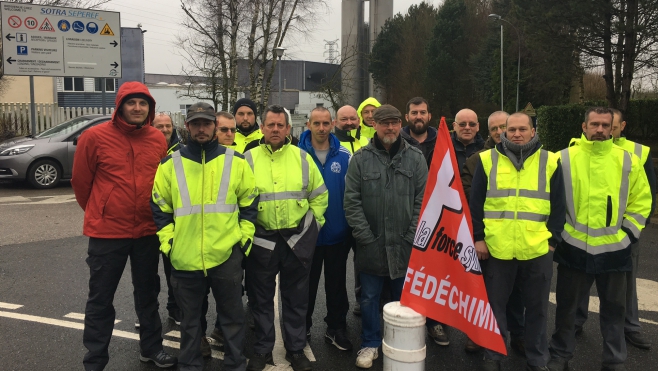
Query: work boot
139 350 177 368
625 332 651 350
200 337 211 358
547 356 569 371
427 324 449 346
464 338 481 352
285 351 312 371
246 352 273 371
355 347 378 369
481 358 501 371
167 309 181 326
210 327 224 347
510 335 526 357
325 328 353 351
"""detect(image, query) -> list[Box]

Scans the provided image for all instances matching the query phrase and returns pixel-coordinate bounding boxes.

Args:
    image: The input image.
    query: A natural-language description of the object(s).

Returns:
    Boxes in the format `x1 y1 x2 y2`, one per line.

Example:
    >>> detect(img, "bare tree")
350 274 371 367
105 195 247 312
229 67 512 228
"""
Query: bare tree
179 0 324 113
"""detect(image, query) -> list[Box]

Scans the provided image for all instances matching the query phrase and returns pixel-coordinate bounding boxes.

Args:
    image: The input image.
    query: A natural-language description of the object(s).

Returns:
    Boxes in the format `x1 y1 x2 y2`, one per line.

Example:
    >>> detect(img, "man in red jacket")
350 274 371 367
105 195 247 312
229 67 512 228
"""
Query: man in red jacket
72 82 177 370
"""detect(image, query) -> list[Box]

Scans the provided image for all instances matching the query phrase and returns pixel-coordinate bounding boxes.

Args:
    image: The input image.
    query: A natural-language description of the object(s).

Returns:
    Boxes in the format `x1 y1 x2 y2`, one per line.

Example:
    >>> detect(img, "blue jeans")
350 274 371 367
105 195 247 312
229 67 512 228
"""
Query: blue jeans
359 272 404 348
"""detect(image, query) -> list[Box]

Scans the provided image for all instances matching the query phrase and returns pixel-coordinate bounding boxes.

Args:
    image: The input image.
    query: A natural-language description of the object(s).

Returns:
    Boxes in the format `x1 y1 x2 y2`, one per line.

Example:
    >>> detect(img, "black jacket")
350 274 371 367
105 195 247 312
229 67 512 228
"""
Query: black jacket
451 131 485 173
400 125 438 167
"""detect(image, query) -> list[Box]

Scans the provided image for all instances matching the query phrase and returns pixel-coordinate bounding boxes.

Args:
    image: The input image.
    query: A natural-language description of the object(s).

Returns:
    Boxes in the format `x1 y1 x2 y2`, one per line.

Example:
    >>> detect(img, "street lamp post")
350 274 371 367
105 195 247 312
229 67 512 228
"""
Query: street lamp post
273 47 286 106
489 14 521 112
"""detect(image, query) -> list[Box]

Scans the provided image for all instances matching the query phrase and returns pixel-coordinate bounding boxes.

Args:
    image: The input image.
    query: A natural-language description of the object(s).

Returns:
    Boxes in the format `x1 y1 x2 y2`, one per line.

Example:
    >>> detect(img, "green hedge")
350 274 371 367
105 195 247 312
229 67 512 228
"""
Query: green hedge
536 100 658 152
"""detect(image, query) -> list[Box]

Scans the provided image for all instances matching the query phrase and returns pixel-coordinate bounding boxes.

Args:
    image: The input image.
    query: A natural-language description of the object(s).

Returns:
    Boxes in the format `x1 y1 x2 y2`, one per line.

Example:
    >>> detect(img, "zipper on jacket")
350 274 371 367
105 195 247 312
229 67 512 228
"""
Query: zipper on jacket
202 150 207 276
514 169 521 258
606 195 612 227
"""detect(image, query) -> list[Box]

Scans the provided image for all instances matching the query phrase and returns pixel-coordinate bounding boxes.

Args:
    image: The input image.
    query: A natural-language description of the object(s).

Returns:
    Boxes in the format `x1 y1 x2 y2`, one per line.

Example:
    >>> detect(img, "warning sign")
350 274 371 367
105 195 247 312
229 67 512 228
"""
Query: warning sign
99 23 114 36
39 18 55 32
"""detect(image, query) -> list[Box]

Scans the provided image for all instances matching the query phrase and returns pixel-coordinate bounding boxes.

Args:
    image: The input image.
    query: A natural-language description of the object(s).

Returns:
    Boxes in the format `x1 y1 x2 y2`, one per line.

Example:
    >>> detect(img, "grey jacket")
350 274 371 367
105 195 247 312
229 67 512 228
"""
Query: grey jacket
344 138 428 279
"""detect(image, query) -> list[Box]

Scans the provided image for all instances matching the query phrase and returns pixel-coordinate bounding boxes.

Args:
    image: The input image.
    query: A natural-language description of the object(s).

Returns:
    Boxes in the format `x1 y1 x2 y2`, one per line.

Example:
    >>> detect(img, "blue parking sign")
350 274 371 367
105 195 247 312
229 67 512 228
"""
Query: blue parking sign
17 45 28 55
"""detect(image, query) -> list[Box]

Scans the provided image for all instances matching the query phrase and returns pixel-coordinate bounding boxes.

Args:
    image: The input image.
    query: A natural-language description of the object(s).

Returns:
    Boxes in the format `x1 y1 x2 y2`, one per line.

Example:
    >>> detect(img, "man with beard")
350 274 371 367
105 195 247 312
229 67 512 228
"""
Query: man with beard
233 98 263 153
356 97 381 140
152 102 258 371
333 105 369 154
400 97 436 167
548 107 652 371
344 104 427 369
452 108 485 172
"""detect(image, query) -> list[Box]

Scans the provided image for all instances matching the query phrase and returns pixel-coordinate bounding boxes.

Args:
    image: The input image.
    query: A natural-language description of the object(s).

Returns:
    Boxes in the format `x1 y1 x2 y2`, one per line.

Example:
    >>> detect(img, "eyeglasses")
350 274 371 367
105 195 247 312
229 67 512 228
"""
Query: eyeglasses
457 122 478 128
218 127 237 133
489 125 507 133
377 119 401 127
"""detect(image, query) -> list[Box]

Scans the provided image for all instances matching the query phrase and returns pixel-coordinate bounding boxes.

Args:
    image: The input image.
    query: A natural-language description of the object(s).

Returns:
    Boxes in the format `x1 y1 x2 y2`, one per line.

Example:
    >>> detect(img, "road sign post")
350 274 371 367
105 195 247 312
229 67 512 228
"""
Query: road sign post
1 2 122 131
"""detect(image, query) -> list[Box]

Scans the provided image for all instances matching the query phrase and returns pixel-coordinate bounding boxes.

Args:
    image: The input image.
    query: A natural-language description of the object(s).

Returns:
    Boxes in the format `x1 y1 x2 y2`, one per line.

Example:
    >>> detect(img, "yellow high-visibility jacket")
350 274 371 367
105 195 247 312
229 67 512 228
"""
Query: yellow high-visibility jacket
357 97 381 139
555 134 652 273
151 140 258 274
234 127 263 153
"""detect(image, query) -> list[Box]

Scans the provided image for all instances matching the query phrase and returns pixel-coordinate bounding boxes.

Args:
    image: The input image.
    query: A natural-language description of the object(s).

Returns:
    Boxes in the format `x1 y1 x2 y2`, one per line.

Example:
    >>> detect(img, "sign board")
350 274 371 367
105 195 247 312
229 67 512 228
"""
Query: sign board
522 102 536 117
1 2 121 78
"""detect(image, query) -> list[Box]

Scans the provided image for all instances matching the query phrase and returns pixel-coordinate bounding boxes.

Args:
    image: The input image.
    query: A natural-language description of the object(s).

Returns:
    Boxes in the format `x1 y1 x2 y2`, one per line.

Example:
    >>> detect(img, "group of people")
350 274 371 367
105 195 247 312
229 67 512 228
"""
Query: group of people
70 80 653 371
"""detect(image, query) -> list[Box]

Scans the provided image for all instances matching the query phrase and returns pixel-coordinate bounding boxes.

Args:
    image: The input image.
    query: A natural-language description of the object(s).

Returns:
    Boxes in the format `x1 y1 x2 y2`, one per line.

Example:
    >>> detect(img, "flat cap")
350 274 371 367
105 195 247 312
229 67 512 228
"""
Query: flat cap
373 104 402 122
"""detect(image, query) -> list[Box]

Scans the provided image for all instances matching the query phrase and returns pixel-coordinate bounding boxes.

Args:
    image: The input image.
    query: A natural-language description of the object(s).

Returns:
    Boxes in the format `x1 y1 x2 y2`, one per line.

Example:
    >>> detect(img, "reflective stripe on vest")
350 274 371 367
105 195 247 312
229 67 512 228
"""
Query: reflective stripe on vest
253 236 276 251
171 150 238 217
483 210 549 222
634 142 643 159
245 147 316 200
560 148 632 243
286 210 317 248
486 149 550 201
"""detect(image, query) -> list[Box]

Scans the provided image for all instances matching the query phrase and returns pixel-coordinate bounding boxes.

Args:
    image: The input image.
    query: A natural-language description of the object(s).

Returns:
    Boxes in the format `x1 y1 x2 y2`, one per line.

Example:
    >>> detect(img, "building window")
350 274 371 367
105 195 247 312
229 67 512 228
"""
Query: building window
63 77 84 92
94 78 116 92
180 104 192 115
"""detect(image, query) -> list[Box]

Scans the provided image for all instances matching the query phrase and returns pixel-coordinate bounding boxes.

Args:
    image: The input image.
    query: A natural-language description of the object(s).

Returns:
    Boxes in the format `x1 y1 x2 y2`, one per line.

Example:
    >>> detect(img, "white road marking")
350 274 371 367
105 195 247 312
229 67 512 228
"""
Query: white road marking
0 302 23 309
64 312 121 324
7 195 77 205
165 330 181 338
0 196 30 204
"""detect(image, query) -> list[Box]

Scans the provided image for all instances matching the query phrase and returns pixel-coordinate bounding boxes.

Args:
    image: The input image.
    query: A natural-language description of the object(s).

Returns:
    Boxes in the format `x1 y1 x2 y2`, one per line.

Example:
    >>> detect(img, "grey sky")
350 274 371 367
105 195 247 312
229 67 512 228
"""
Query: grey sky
105 0 438 74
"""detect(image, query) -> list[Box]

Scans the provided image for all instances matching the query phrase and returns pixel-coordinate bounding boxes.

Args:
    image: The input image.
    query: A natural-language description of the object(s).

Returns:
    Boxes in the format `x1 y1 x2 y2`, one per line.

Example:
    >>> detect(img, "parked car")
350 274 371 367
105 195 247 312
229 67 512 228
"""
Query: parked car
0 115 111 189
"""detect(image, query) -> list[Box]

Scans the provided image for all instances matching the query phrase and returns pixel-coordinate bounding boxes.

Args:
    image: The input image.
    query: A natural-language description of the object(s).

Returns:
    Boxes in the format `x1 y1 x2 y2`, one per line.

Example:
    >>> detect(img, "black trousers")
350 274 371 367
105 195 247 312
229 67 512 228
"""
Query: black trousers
483 253 553 367
550 264 627 367
307 241 351 331
247 236 310 353
82 235 163 370
171 245 246 371
161 252 179 313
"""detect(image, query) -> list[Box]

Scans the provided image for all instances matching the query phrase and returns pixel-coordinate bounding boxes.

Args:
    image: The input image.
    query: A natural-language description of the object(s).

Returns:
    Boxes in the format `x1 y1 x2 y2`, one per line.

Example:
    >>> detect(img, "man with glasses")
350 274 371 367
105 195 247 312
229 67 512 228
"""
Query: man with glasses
452 108 485 172
216 111 238 150
344 104 428 369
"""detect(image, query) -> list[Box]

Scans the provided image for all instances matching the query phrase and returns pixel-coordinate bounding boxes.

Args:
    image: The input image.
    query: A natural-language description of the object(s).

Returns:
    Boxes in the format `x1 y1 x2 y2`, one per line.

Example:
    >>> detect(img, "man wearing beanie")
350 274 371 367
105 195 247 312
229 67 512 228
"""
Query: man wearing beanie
469 112 566 371
233 98 263 153
72 82 177 370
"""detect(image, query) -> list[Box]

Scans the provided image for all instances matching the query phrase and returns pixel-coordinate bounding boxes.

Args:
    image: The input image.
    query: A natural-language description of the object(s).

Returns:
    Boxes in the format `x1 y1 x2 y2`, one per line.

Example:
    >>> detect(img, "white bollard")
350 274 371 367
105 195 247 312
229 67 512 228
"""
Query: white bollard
382 301 426 371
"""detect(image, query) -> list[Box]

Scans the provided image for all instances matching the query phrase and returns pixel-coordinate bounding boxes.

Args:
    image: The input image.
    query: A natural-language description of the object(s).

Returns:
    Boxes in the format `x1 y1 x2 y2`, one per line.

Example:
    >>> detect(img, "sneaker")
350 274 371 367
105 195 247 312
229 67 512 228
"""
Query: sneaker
526 366 549 371
355 347 378 369
464 337 481 352
285 351 312 371
325 328 353 351
353 302 361 316
482 358 501 371
547 357 569 371
139 350 177 368
134 320 140 329
510 335 526 357
210 327 225 347
200 337 211 358
246 352 273 371
625 332 651 350
167 310 181 326
428 324 449 346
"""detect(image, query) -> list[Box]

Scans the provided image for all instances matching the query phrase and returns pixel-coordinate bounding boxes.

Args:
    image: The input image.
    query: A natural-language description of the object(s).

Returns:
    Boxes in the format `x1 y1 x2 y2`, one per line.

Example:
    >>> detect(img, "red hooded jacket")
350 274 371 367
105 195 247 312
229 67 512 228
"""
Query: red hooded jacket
71 82 168 239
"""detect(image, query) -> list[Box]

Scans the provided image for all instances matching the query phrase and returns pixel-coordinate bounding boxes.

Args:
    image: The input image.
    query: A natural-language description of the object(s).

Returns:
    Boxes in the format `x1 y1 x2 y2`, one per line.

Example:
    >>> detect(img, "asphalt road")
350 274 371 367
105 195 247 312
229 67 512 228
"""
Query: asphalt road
0 182 657 371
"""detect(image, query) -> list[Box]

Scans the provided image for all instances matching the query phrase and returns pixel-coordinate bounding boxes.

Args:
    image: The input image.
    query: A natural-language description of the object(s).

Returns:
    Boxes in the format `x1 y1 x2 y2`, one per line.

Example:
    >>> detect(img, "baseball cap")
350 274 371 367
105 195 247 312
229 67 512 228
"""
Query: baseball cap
186 102 216 123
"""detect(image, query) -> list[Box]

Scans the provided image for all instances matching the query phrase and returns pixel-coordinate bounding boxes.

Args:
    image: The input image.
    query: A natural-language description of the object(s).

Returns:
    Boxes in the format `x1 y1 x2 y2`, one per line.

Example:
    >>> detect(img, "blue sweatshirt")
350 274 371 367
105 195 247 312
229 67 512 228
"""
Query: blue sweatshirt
298 130 351 246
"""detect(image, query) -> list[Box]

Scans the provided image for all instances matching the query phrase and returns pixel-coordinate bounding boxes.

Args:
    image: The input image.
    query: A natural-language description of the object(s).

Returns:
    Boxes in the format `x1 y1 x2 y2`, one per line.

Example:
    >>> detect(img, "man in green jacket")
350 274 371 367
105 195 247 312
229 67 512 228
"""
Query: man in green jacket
344 104 428 369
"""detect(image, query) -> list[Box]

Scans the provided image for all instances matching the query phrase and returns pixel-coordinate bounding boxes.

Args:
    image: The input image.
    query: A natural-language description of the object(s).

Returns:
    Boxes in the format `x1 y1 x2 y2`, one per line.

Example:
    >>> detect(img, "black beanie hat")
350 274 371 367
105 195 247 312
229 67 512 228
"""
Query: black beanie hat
121 93 152 107
232 98 258 118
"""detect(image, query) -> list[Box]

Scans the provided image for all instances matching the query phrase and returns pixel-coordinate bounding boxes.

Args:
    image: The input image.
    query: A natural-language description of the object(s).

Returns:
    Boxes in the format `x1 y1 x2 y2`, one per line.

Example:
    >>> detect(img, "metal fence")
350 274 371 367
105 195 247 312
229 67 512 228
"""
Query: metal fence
0 103 116 135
